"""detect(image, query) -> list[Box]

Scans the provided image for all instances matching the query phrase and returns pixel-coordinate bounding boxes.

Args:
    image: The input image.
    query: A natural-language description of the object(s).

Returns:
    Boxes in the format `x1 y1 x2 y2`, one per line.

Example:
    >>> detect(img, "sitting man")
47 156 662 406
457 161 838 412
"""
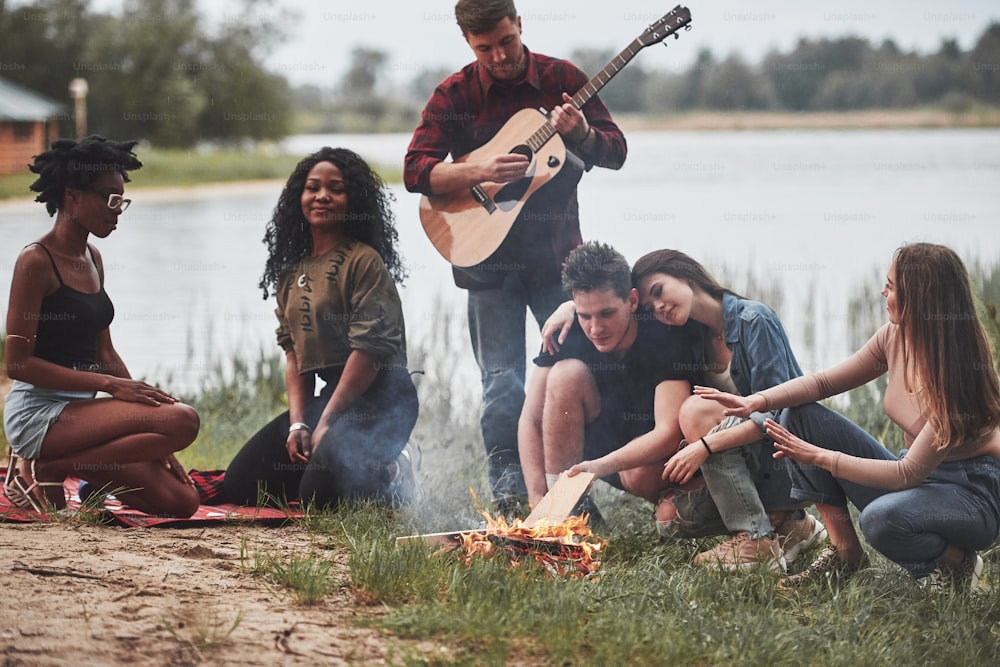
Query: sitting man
518 242 703 522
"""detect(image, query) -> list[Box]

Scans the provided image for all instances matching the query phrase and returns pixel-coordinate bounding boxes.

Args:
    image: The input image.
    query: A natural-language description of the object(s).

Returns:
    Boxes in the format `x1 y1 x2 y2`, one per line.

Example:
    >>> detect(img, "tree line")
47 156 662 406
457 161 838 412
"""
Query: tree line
2 0 999 146
0 0 291 147
288 22 1000 133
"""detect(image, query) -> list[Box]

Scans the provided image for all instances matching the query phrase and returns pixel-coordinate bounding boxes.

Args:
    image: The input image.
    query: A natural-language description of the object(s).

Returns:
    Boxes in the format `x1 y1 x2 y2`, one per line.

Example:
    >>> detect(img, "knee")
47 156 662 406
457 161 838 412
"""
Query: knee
858 496 906 549
545 360 595 405
655 493 678 524
547 359 591 392
678 394 722 441
778 403 824 431
167 403 200 447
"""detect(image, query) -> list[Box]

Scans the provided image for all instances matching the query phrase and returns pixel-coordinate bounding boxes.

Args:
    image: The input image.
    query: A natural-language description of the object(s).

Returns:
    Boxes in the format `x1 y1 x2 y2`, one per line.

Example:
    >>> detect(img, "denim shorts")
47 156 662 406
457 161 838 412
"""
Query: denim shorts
3 380 95 459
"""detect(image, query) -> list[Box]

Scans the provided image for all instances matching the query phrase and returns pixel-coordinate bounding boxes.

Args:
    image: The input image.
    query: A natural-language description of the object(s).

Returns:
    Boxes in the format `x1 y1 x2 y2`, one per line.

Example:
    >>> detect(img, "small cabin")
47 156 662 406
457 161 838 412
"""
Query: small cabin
0 77 63 176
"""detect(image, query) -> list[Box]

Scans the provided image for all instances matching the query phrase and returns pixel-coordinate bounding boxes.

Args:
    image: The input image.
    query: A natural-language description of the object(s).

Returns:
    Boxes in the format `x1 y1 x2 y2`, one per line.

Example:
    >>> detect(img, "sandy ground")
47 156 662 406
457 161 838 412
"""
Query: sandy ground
0 522 441 666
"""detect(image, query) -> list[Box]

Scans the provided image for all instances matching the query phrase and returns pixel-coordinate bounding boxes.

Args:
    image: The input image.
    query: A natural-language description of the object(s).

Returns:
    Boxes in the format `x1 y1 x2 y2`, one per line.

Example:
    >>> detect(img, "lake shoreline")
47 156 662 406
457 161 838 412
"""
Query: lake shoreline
614 108 1000 131
2 109 998 203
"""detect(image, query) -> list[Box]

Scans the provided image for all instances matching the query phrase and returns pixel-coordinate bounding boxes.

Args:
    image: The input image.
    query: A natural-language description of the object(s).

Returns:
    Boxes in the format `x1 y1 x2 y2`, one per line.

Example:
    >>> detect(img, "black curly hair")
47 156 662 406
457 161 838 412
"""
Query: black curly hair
259 147 406 299
29 135 142 217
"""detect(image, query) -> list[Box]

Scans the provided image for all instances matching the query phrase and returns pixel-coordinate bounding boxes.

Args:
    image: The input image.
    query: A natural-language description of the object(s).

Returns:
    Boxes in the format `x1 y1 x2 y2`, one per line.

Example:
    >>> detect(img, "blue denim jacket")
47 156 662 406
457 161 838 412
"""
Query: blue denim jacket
722 293 803 433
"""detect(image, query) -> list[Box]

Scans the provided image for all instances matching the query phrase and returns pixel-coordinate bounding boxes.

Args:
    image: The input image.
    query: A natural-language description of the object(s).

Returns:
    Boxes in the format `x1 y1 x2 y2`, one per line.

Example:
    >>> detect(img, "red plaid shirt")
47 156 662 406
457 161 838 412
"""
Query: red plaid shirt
405 47 627 290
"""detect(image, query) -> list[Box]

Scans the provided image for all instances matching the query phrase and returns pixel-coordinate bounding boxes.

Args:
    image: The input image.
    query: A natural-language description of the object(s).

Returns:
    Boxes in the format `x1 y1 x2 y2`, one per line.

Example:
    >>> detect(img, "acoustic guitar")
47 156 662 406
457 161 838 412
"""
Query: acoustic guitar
419 5 693 268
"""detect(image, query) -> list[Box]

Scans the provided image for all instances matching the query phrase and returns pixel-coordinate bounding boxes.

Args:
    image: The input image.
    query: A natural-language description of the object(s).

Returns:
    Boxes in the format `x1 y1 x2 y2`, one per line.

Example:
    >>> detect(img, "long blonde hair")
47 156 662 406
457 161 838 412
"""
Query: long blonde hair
893 243 1000 448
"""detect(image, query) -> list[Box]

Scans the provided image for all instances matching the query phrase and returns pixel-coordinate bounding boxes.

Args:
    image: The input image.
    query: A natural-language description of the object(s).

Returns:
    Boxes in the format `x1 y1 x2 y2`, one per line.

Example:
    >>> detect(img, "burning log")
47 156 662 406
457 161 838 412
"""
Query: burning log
398 472 603 576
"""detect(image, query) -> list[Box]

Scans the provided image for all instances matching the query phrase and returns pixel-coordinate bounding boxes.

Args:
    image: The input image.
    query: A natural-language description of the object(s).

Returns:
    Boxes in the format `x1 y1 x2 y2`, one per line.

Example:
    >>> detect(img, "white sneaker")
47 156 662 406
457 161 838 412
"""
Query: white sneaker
776 512 828 564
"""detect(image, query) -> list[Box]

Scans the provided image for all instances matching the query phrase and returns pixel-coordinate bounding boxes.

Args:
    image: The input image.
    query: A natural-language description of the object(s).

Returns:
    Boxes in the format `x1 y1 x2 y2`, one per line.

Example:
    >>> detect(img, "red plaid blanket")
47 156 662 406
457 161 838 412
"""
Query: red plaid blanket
0 468 302 527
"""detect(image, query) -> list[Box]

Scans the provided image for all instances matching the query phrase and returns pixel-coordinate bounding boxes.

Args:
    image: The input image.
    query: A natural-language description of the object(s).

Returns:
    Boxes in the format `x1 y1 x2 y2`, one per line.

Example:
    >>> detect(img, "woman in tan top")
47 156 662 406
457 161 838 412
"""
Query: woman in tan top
697 243 1000 591
224 147 417 507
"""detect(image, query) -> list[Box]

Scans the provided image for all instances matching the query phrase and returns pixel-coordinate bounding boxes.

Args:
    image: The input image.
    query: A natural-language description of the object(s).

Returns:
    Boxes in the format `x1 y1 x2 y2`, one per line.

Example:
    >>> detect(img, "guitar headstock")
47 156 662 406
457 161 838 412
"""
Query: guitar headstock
638 5 692 47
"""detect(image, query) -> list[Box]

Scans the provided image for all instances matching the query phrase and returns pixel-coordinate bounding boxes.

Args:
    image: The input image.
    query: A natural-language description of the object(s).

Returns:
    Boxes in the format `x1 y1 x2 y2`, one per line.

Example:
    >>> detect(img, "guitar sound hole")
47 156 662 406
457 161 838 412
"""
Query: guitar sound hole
509 145 533 160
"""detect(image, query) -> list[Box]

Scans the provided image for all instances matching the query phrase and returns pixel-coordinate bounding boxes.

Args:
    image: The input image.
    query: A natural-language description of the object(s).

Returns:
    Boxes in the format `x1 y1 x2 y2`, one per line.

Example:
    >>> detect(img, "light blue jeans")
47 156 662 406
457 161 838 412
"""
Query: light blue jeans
700 416 799 538
467 274 567 505
780 402 1000 577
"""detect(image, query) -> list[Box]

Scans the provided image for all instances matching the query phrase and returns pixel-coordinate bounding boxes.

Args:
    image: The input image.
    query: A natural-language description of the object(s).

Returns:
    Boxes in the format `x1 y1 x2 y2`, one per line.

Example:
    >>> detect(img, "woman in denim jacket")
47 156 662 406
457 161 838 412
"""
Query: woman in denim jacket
630 250 825 571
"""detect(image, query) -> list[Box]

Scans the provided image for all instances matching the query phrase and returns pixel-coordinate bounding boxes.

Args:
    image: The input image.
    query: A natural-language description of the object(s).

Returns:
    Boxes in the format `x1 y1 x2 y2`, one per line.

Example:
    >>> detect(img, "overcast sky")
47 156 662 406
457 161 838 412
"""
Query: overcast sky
252 0 1000 86
82 0 1000 87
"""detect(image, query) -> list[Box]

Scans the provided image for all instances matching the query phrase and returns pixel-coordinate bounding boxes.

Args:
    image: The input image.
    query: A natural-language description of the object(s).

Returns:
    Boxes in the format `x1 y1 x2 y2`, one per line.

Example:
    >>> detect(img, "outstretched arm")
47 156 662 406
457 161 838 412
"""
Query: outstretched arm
568 380 688 478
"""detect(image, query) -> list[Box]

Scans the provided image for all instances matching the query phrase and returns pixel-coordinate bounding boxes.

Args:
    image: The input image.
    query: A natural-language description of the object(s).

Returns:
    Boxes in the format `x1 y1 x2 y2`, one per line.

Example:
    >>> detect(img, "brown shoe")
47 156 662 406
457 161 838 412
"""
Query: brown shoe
693 532 786 572
927 552 984 593
774 511 828 564
779 544 869 590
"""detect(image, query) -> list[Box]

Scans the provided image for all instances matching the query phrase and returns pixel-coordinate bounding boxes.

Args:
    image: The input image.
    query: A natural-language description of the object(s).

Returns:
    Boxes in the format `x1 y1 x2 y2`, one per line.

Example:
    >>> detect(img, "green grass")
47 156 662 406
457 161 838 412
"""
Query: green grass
282 493 1000 666
240 536 336 605
5 269 1000 664
172 347 288 471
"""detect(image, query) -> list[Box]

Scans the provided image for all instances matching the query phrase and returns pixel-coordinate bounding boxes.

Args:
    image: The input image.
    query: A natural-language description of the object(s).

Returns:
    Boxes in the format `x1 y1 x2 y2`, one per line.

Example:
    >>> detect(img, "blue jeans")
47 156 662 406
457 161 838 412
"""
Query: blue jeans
224 369 418 507
467 274 567 504
780 403 1000 577
701 428 798 538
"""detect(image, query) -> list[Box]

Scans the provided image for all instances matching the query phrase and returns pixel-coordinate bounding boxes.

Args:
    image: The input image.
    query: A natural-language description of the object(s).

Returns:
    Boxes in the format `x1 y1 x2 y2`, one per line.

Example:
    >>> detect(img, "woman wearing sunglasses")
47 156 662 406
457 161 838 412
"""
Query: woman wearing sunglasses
3 135 200 516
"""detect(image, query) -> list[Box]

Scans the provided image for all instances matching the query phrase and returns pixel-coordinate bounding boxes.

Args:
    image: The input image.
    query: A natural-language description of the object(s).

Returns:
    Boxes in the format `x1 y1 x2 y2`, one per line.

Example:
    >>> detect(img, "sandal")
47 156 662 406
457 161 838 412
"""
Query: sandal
3 454 66 513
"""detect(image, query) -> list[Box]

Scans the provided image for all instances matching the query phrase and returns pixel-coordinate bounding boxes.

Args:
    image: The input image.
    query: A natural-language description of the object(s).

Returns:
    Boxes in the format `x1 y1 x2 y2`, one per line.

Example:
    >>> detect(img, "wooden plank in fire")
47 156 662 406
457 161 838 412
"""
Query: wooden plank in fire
522 471 595 528
396 471 597 547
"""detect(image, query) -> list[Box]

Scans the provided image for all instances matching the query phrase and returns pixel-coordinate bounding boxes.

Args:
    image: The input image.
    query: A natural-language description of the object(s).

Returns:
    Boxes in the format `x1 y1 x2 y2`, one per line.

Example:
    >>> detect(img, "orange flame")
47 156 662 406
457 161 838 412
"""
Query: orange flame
456 510 604 577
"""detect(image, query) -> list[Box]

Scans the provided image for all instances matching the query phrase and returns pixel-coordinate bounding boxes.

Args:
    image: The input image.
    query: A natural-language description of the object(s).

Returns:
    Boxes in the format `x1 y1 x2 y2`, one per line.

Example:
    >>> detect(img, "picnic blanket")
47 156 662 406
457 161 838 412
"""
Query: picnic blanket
0 468 302 527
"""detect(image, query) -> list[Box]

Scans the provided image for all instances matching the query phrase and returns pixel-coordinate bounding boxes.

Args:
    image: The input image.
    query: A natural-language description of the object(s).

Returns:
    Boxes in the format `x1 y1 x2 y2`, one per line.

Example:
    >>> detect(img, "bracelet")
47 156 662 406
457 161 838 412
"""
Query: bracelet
700 437 713 455
289 422 311 434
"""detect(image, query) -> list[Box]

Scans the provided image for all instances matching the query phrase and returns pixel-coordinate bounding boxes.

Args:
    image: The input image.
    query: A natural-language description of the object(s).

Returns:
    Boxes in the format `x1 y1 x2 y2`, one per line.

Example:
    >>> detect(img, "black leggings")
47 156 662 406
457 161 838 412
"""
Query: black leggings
224 369 418 507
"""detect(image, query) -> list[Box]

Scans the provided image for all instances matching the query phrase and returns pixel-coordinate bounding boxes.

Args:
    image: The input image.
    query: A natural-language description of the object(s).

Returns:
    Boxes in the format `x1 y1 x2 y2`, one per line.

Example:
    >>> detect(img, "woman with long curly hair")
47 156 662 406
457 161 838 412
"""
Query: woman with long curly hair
224 147 418 507
3 135 200 516
700 243 1000 591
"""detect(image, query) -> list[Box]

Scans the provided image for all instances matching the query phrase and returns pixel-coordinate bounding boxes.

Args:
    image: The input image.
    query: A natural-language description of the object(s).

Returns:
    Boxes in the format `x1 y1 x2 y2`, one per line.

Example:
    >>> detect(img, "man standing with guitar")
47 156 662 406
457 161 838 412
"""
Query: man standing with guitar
405 0 627 514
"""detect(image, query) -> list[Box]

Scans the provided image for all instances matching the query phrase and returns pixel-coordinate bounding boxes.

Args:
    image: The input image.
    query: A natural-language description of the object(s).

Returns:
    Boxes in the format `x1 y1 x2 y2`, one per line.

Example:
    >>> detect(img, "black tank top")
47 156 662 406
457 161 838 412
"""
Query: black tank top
31 243 115 370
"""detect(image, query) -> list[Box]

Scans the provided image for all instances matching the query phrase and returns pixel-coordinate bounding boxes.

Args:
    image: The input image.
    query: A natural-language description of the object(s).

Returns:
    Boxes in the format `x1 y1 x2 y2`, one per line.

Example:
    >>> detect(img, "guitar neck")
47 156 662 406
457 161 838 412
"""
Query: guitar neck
571 40 644 111
527 6 692 150
529 42 642 150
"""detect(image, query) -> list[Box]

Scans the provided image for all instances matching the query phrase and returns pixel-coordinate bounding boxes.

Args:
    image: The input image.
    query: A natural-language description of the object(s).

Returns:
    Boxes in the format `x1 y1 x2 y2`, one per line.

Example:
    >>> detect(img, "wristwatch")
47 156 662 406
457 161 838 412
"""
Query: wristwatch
289 422 312 434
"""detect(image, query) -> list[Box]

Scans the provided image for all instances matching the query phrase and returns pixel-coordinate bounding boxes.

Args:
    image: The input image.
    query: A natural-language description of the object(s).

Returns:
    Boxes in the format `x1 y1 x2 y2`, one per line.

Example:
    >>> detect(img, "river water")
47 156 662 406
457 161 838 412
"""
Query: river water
2 129 998 391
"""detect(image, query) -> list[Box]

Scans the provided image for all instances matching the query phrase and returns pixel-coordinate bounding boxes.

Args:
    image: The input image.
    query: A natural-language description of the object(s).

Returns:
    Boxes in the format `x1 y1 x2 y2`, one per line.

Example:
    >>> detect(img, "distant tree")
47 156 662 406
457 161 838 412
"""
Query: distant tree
677 48 716 110
570 48 646 113
970 22 1000 103
914 40 973 106
640 69 686 112
408 66 453 104
0 0 96 127
341 47 387 99
338 47 389 120
82 0 206 145
764 37 870 110
698 55 777 111
0 0 291 146
190 3 292 144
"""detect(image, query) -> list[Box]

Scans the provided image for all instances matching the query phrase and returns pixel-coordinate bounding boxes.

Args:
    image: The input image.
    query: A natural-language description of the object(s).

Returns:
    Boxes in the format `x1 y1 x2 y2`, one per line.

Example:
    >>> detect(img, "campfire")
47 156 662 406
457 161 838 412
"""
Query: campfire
456 510 603 577
398 472 604 577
